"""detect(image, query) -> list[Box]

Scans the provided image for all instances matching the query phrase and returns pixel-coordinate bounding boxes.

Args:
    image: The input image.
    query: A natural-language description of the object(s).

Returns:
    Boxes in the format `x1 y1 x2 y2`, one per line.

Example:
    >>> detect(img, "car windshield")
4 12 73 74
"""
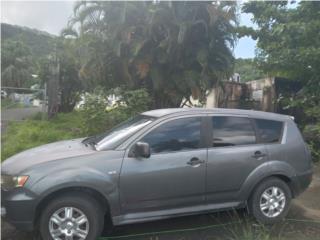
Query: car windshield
82 115 155 150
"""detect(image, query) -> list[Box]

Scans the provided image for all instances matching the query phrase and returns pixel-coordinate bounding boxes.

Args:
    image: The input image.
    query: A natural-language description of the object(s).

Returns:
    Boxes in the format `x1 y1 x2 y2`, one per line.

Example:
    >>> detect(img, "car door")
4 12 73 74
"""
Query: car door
206 115 268 203
119 116 207 213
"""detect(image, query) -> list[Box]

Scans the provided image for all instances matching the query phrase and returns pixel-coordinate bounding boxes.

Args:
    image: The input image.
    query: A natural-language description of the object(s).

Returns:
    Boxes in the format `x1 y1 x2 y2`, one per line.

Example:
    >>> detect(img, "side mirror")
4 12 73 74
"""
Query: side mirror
134 142 151 158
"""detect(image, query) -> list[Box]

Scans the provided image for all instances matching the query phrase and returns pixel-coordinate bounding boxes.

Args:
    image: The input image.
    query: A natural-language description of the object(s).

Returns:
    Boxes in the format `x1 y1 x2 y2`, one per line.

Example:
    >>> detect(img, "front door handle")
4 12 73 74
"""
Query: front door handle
252 151 267 159
187 157 205 167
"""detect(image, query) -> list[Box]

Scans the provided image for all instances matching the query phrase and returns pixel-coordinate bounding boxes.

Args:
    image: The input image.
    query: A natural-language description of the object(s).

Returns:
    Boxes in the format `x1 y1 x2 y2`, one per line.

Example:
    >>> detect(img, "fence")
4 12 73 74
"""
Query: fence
1 86 47 129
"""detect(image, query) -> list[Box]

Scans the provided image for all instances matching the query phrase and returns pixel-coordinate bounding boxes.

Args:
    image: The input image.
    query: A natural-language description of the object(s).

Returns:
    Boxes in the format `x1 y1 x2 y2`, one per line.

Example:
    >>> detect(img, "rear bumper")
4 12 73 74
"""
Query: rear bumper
291 169 313 197
1 188 37 231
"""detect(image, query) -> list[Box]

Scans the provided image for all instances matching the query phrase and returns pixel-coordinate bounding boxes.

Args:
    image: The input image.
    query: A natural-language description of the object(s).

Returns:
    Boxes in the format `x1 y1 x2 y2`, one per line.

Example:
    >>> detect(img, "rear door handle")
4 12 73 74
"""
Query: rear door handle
252 151 267 159
187 157 205 167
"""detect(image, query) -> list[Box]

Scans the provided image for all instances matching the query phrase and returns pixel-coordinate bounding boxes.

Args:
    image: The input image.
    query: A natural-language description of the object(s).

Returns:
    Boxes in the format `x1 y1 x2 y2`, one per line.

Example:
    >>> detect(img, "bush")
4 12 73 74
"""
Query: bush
303 124 320 162
278 94 320 163
81 88 150 135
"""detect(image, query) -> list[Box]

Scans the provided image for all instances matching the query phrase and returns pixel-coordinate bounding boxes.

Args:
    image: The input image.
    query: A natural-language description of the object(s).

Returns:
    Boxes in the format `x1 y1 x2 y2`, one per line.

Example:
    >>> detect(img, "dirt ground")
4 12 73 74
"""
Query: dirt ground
2 164 320 240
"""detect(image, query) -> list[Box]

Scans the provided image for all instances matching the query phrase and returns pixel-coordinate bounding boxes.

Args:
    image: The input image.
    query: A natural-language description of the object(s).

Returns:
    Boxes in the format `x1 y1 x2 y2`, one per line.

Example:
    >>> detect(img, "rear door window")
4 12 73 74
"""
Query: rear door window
254 119 283 143
211 116 256 147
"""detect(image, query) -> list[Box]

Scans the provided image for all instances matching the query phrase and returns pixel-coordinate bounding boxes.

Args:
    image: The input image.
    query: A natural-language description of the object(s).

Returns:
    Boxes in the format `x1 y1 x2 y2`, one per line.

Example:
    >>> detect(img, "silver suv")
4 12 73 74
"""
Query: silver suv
1 108 313 240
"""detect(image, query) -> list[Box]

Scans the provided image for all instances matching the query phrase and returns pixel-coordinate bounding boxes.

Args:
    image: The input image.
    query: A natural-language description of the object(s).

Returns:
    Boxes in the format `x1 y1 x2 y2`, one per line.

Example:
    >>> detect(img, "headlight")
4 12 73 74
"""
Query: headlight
1 175 29 190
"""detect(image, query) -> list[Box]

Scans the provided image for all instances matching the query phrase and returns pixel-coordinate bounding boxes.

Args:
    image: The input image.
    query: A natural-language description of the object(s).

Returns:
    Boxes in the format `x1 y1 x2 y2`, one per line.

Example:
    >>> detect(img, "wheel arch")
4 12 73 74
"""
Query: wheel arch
239 161 297 202
246 174 294 203
34 186 111 227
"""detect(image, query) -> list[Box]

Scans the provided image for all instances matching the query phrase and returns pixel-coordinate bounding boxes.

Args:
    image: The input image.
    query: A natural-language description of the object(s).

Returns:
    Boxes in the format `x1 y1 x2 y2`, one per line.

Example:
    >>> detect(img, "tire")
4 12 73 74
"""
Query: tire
39 192 104 240
249 177 292 224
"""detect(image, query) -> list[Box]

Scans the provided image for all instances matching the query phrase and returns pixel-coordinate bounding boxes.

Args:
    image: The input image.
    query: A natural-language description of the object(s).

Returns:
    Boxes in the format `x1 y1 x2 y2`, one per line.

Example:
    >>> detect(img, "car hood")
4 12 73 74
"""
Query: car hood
1 138 96 175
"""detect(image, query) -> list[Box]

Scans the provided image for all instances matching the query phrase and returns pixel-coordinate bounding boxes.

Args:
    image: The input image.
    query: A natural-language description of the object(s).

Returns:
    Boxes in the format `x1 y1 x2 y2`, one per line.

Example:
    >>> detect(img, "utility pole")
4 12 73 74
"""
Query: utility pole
47 44 60 119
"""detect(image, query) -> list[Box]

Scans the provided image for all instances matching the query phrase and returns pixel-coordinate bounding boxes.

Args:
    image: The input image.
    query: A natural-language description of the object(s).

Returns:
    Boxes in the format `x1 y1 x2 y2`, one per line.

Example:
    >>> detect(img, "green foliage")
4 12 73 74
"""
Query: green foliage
1 23 55 89
38 38 83 113
1 88 150 161
303 106 320 162
1 112 84 161
57 39 83 112
234 58 266 82
1 40 35 88
65 1 238 108
242 2 320 84
1 98 25 109
241 1 320 98
241 1 320 161
1 23 55 57
81 88 150 135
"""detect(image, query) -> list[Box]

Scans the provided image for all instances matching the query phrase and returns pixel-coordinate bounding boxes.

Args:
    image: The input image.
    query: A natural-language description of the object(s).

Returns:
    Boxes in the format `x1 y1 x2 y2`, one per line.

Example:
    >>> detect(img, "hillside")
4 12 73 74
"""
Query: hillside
1 23 55 57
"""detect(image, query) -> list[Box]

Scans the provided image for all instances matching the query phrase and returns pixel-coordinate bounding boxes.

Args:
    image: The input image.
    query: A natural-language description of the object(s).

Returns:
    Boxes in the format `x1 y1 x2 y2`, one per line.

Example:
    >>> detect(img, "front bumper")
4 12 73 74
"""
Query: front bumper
1 188 37 231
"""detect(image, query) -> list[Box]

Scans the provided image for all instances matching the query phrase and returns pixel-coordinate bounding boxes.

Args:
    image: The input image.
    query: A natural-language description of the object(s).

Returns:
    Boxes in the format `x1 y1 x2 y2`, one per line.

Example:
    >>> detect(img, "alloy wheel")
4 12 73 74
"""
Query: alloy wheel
49 207 89 240
259 186 286 218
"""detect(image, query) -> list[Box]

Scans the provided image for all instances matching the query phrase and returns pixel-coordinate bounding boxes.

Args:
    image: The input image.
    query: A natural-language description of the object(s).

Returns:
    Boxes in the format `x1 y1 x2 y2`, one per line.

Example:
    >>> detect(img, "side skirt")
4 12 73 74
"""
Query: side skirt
112 201 244 226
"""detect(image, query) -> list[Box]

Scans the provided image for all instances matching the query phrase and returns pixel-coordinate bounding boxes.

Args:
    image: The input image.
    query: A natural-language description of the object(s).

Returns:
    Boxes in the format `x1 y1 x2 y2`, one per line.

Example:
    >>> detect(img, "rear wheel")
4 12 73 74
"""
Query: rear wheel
39 193 104 240
249 177 292 224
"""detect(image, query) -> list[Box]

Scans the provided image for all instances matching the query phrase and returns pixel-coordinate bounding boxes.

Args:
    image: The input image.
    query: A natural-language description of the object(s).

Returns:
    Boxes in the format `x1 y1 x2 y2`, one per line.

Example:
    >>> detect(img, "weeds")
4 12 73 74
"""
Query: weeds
1 111 85 161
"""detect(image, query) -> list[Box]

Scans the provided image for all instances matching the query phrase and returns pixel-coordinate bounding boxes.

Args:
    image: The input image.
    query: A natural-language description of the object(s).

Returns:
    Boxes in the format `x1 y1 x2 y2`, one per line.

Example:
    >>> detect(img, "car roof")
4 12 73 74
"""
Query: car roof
142 108 292 121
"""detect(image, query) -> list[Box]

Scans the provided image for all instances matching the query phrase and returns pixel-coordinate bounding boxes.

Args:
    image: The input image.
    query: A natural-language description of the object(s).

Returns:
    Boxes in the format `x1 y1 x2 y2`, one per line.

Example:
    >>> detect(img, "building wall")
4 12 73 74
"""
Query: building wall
245 77 276 112
205 77 277 112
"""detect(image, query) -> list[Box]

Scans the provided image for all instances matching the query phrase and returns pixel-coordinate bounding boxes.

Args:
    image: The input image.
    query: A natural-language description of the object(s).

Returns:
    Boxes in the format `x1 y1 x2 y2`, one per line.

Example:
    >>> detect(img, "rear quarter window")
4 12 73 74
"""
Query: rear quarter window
254 119 284 143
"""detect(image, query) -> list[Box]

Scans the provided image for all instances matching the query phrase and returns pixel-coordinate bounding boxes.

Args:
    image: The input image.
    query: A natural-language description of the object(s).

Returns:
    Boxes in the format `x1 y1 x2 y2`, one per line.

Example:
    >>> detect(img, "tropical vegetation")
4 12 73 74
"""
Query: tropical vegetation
1 1 320 162
62 1 238 108
240 1 320 161
234 58 266 82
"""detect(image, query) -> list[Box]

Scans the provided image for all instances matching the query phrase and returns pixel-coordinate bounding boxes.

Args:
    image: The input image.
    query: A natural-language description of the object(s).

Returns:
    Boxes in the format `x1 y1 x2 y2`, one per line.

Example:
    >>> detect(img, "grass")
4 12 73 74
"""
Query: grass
224 219 320 240
1 111 86 161
226 221 282 240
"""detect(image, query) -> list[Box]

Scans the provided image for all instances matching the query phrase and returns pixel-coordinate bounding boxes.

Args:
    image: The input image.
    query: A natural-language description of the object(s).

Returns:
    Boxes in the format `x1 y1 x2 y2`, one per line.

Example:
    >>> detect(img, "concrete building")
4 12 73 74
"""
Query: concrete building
205 77 301 113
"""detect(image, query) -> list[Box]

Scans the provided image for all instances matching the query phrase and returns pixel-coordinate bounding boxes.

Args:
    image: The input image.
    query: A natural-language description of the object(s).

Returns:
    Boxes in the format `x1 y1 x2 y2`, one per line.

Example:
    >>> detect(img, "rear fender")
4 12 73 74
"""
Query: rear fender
238 161 296 201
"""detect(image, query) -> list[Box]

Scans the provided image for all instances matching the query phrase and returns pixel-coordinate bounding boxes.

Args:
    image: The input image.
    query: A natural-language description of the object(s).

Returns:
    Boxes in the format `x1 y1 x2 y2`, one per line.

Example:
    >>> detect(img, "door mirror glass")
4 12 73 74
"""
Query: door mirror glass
134 142 151 158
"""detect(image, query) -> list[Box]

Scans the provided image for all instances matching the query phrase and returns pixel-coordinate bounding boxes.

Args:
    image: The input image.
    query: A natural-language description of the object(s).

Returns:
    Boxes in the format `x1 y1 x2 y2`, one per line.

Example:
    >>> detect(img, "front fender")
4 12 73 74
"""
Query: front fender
238 161 296 201
29 166 120 216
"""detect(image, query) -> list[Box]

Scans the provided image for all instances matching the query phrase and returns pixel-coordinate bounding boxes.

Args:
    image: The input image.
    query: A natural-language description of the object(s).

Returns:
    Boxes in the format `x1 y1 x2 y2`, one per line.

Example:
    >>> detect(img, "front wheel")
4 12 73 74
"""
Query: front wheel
39 193 104 240
249 177 292 224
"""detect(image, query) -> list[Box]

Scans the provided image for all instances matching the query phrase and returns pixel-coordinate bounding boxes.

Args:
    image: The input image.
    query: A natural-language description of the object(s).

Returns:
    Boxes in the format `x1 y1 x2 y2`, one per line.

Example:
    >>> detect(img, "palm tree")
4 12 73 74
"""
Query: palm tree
65 1 238 108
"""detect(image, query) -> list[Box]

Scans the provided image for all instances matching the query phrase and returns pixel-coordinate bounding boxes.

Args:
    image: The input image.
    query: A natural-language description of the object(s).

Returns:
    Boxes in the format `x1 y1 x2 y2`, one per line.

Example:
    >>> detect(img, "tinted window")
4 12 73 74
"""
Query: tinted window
212 116 256 147
255 119 283 143
141 117 202 153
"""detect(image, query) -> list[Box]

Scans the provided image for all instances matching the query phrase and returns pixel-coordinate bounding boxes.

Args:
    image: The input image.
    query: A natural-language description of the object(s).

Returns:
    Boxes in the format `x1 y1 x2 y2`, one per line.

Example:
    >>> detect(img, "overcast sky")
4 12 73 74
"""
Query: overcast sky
1 0 256 58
